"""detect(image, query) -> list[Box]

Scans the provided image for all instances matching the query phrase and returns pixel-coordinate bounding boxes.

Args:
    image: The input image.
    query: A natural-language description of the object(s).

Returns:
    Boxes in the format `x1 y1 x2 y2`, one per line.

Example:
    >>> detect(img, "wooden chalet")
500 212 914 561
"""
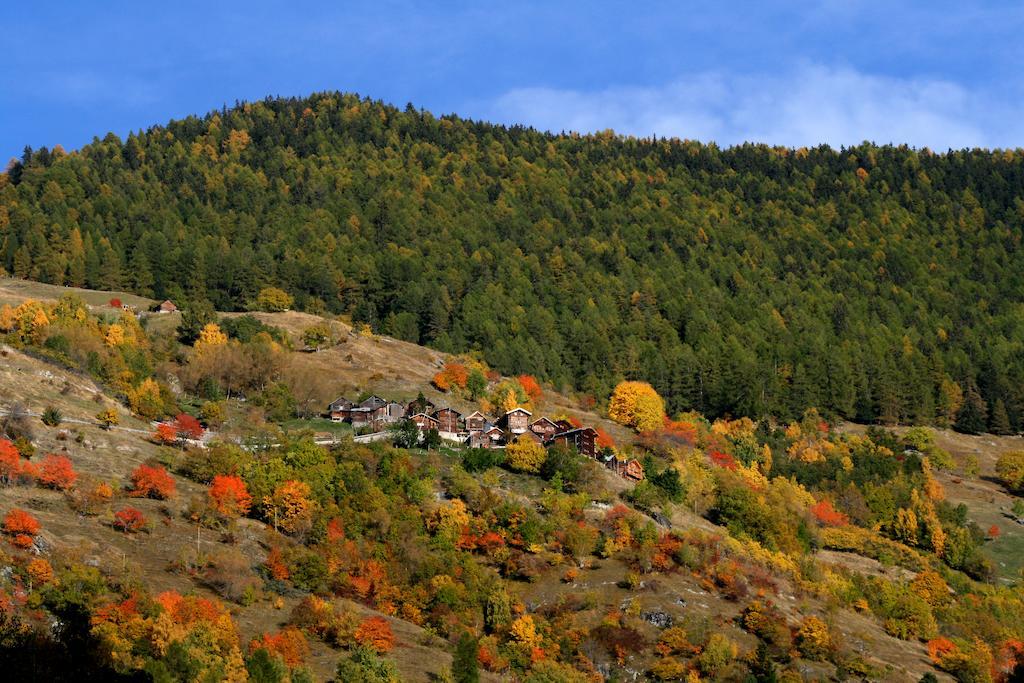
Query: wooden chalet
549 426 598 458
406 397 435 417
465 410 487 432
327 397 355 422
529 417 559 440
622 459 644 481
410 413 441 432
499 407 532 434
433 407 462 433
157 300 177 313
554 418 575 433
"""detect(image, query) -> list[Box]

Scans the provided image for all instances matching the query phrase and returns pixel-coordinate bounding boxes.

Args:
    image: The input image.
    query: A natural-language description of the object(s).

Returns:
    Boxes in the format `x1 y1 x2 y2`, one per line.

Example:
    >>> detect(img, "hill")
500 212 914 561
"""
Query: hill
3 93 1024 429
5 281 1024 680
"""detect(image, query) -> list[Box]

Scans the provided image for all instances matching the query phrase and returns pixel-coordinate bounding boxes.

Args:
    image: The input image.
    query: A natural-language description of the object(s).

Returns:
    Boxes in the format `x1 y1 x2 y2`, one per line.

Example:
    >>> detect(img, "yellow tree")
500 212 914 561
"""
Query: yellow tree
608 381 665 432
505 436 546 473
195 323 228 350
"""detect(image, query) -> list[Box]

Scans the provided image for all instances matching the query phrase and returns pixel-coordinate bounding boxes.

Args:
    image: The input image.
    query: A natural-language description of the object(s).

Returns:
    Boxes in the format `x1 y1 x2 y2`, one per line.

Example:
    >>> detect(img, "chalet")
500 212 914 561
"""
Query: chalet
498 407 532 434
410 413 441 432
622 459 644 481
549 426 598 458
554 419 575 433
433 407 462 433
464 410 488 432
157 300 177 313
483 425 505 447
327 397 355 422
529 417 559 440
406 397 435 417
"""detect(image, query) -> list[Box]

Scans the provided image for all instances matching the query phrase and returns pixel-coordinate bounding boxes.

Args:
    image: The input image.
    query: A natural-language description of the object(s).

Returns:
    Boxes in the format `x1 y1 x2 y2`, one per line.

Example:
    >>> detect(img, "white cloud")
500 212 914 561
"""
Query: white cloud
486 65 1020 150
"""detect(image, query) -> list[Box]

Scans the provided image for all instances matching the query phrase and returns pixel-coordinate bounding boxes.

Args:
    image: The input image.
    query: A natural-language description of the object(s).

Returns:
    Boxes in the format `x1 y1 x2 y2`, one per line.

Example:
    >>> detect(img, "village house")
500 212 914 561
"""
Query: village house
410 412 440 433
157 300 177 313
433 407 462 433
464 410 487 432
328 397 354 422
529 416 559 440
498 407 531 434
549 426 598 458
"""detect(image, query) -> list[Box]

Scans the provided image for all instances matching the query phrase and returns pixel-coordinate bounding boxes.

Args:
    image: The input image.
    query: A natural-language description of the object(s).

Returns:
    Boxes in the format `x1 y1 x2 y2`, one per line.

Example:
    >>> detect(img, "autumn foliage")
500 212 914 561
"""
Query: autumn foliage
250 626 310 667
432 361 469 392
129 464 176 499
517 374 543 402
354 616 394 653
38 454 78 490
0 439 37 485
608 381 665 432
4 508 39 548
113 506 146 533
810 500 849 527
208 475 252 517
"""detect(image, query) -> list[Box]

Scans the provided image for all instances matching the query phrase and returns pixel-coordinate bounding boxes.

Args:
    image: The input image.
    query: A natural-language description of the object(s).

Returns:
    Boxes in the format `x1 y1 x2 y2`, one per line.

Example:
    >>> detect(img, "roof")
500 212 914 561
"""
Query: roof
504 407 532 416
410 412 440 423
530 416 558 426
553 426 597 438
433 407 462 416
465 410 486 419
328 396 352 407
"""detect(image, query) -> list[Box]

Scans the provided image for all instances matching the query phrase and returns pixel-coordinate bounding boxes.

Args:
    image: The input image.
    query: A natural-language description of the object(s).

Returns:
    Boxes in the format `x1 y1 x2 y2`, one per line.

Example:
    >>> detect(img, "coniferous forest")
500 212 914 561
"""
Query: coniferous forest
3 92 1024 429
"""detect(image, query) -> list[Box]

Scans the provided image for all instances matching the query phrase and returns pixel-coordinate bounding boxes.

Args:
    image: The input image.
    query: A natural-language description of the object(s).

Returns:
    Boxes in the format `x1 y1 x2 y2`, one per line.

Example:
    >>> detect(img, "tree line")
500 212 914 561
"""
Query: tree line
3 92 1024 429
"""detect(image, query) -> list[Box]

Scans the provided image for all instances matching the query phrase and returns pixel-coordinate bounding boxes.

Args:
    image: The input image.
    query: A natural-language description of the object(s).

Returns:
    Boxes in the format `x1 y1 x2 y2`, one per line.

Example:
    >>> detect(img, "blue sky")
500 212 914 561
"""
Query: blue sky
2 1 1023 162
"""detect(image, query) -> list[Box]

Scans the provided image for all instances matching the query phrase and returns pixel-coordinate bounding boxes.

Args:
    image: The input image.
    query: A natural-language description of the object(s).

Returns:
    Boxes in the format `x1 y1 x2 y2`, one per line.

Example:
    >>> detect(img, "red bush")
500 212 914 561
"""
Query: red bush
0 440 37 485
208 475 252 517
810 500 849 527
3 509 40 538
709 450 738 471
355 616 394 653
129 464 176 499
38 454 78 490
517 374 543 402
174 413 205 441
109 298 122 308
113 506 146 533
595 427 616 449
153 423 178 445
250 627 309 667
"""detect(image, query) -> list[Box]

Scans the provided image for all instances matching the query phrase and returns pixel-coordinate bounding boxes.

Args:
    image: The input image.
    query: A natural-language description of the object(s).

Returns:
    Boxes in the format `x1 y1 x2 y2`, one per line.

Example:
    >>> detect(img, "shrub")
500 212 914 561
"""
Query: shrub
505 436 546 474
795 616 832 660
250 627 310 667
208 474 252 518
38 454 77 490
113 506 146 533
129 464 176 499
354 616 394 653
996 451 1024 492
41 406 62 427
3 509 40 539
697 633 739 676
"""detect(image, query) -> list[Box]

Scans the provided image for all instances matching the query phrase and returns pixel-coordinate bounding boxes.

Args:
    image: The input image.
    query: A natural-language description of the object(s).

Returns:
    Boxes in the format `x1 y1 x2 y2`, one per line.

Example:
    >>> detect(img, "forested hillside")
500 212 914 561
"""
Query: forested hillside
3 92 1024 428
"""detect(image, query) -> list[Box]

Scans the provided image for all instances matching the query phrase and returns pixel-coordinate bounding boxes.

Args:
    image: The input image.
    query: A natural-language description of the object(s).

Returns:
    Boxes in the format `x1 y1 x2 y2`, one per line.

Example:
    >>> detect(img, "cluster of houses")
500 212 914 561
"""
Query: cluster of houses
326 395 644 481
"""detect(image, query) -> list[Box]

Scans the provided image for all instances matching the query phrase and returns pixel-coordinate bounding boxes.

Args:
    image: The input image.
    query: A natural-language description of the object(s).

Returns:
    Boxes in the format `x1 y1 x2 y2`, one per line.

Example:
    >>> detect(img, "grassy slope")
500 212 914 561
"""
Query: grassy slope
0 278 973 680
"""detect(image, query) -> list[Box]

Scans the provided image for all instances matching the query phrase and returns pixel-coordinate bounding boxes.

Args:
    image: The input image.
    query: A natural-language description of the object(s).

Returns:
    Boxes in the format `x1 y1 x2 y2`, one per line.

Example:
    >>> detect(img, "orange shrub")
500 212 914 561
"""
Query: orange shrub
810 500 849 527
355 615 394 653
265 546 290 581
4 509 40 544
250 626 309 667
113 506 146 533
26 558 54 585
38 454 77 490
153 423 177 445
928 637 958 664
129 464 176 499
432 362 469 392
208 475 252 517
517 375 543 402
0 439 36 485
595 427 616 449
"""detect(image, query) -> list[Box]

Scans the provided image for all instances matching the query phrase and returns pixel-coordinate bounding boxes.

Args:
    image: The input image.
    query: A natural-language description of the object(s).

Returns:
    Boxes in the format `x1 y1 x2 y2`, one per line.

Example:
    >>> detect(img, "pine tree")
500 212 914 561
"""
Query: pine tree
990 399 1013 435
955 382 988 435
